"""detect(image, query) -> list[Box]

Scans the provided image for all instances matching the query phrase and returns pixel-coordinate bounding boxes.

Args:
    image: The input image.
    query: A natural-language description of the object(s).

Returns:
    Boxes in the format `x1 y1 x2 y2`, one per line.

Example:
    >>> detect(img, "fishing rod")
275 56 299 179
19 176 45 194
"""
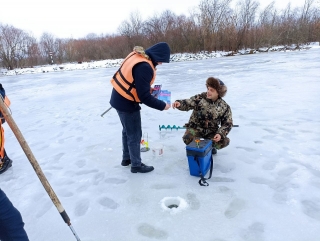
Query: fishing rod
101 107 112 117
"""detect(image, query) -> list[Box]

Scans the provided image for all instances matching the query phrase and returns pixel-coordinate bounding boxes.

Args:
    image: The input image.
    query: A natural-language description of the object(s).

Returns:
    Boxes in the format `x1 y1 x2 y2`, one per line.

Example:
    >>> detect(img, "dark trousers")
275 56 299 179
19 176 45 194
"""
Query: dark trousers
0 189 29 241
116 110 142 167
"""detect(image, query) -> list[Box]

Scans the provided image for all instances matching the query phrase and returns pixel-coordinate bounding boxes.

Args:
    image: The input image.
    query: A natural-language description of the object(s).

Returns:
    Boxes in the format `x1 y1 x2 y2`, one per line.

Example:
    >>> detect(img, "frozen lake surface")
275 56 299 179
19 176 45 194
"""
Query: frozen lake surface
0 47 320 241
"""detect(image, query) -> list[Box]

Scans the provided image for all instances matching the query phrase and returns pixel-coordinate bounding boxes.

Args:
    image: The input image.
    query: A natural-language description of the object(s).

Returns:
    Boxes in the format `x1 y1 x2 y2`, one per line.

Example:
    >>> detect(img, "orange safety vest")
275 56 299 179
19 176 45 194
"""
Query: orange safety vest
0 96 11 159
111 51 156 102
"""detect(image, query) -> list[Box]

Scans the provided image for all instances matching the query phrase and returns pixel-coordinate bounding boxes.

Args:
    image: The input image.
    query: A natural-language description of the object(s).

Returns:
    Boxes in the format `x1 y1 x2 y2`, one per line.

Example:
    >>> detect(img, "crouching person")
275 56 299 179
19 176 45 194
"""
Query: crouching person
172 77 233 154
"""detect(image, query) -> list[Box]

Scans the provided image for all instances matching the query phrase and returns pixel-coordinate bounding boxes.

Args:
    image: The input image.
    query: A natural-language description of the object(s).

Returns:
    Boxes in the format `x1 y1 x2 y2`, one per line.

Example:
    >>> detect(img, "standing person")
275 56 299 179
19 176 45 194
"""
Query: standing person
0 189 29 240
172 77 233 154
0 84 13 174
110 42 171 173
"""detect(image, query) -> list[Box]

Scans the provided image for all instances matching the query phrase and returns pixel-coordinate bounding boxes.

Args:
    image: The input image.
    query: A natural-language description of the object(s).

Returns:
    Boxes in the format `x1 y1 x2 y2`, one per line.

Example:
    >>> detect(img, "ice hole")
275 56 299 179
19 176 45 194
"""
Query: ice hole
164 198 180 209
160 197 188 214
168 204 179 209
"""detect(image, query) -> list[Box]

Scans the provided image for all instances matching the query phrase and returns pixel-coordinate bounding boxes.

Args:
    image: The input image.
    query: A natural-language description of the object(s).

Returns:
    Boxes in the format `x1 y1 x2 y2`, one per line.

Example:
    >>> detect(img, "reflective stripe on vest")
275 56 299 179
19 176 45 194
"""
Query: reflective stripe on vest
0 123 4 159
110 51 156 102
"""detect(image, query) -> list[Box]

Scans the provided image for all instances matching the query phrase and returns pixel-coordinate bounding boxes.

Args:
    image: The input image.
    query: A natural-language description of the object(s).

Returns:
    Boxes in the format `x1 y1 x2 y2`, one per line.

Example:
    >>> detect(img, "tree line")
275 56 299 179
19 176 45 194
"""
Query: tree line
0 0 319 70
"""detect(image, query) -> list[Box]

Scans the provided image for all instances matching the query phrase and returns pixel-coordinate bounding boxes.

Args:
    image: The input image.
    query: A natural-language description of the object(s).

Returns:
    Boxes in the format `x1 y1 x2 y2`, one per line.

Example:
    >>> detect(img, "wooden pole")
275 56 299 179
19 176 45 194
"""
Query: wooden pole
0 97 81 241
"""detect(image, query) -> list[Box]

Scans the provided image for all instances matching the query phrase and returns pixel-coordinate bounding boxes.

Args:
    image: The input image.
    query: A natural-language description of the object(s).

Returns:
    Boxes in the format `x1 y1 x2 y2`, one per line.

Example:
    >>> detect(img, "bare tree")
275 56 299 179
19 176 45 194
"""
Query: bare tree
234 0 260 50
296 0 315 44
62 39 75 62
278 3 298 45
198 0 233 50
143 14 163 43
117 11 146 49
24 35 40 67
39 32 59 64
221 14 238 52
105 35 132 58
308 4 320 43
0 24 35 70
168 14 201 52
155 10 178 48
255 1 281 49
301 0 314 22
54 38 67 64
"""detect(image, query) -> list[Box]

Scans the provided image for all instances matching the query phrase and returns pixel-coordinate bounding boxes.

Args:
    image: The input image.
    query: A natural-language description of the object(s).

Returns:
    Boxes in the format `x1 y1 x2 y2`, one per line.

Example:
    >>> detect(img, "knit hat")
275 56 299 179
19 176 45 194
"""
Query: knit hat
218 79 225 86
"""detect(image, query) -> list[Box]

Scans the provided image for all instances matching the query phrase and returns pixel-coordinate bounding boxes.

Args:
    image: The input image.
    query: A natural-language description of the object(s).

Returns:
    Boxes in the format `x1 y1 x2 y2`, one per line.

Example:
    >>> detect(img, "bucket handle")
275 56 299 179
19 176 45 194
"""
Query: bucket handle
194 149 214 186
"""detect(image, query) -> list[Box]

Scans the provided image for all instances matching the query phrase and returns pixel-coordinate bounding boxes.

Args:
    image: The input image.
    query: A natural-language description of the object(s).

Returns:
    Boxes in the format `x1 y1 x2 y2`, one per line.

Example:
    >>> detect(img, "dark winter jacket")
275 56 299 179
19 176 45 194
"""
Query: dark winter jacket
0 189 29 240
110 42 170 112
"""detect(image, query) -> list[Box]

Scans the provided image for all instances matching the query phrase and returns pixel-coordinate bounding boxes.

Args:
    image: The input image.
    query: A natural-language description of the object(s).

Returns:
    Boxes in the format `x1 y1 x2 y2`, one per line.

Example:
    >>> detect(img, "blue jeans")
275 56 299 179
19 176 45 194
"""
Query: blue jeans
0 189 29 241
116 110 142 167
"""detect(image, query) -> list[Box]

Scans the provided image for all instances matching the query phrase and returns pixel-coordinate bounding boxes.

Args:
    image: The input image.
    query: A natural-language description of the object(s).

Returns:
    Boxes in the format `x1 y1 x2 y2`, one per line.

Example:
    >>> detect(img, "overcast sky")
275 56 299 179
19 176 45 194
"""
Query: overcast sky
0 0 315 39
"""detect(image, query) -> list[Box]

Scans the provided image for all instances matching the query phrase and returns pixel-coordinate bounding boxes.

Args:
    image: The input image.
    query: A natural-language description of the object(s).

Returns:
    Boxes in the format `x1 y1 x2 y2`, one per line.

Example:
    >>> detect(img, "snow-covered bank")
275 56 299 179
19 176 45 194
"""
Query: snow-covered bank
1 42 319 76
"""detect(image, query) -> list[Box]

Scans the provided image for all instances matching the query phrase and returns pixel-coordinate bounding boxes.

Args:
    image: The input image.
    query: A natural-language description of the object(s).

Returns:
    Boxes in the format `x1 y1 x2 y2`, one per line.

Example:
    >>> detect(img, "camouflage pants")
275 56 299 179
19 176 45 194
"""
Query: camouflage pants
182 128 230 150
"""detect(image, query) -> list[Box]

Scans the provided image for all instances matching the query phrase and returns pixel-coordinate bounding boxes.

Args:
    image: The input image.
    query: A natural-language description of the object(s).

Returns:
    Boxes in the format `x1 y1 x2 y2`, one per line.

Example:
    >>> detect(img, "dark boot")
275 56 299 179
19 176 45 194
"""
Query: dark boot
121 159 131 166
0 155 13 174
212 148 217 155
131 163 154 173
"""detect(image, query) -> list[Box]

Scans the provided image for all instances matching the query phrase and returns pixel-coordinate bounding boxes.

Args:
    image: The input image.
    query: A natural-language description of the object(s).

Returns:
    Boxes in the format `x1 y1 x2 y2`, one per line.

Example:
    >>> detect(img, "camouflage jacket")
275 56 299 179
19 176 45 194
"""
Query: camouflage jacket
176 92 233 139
